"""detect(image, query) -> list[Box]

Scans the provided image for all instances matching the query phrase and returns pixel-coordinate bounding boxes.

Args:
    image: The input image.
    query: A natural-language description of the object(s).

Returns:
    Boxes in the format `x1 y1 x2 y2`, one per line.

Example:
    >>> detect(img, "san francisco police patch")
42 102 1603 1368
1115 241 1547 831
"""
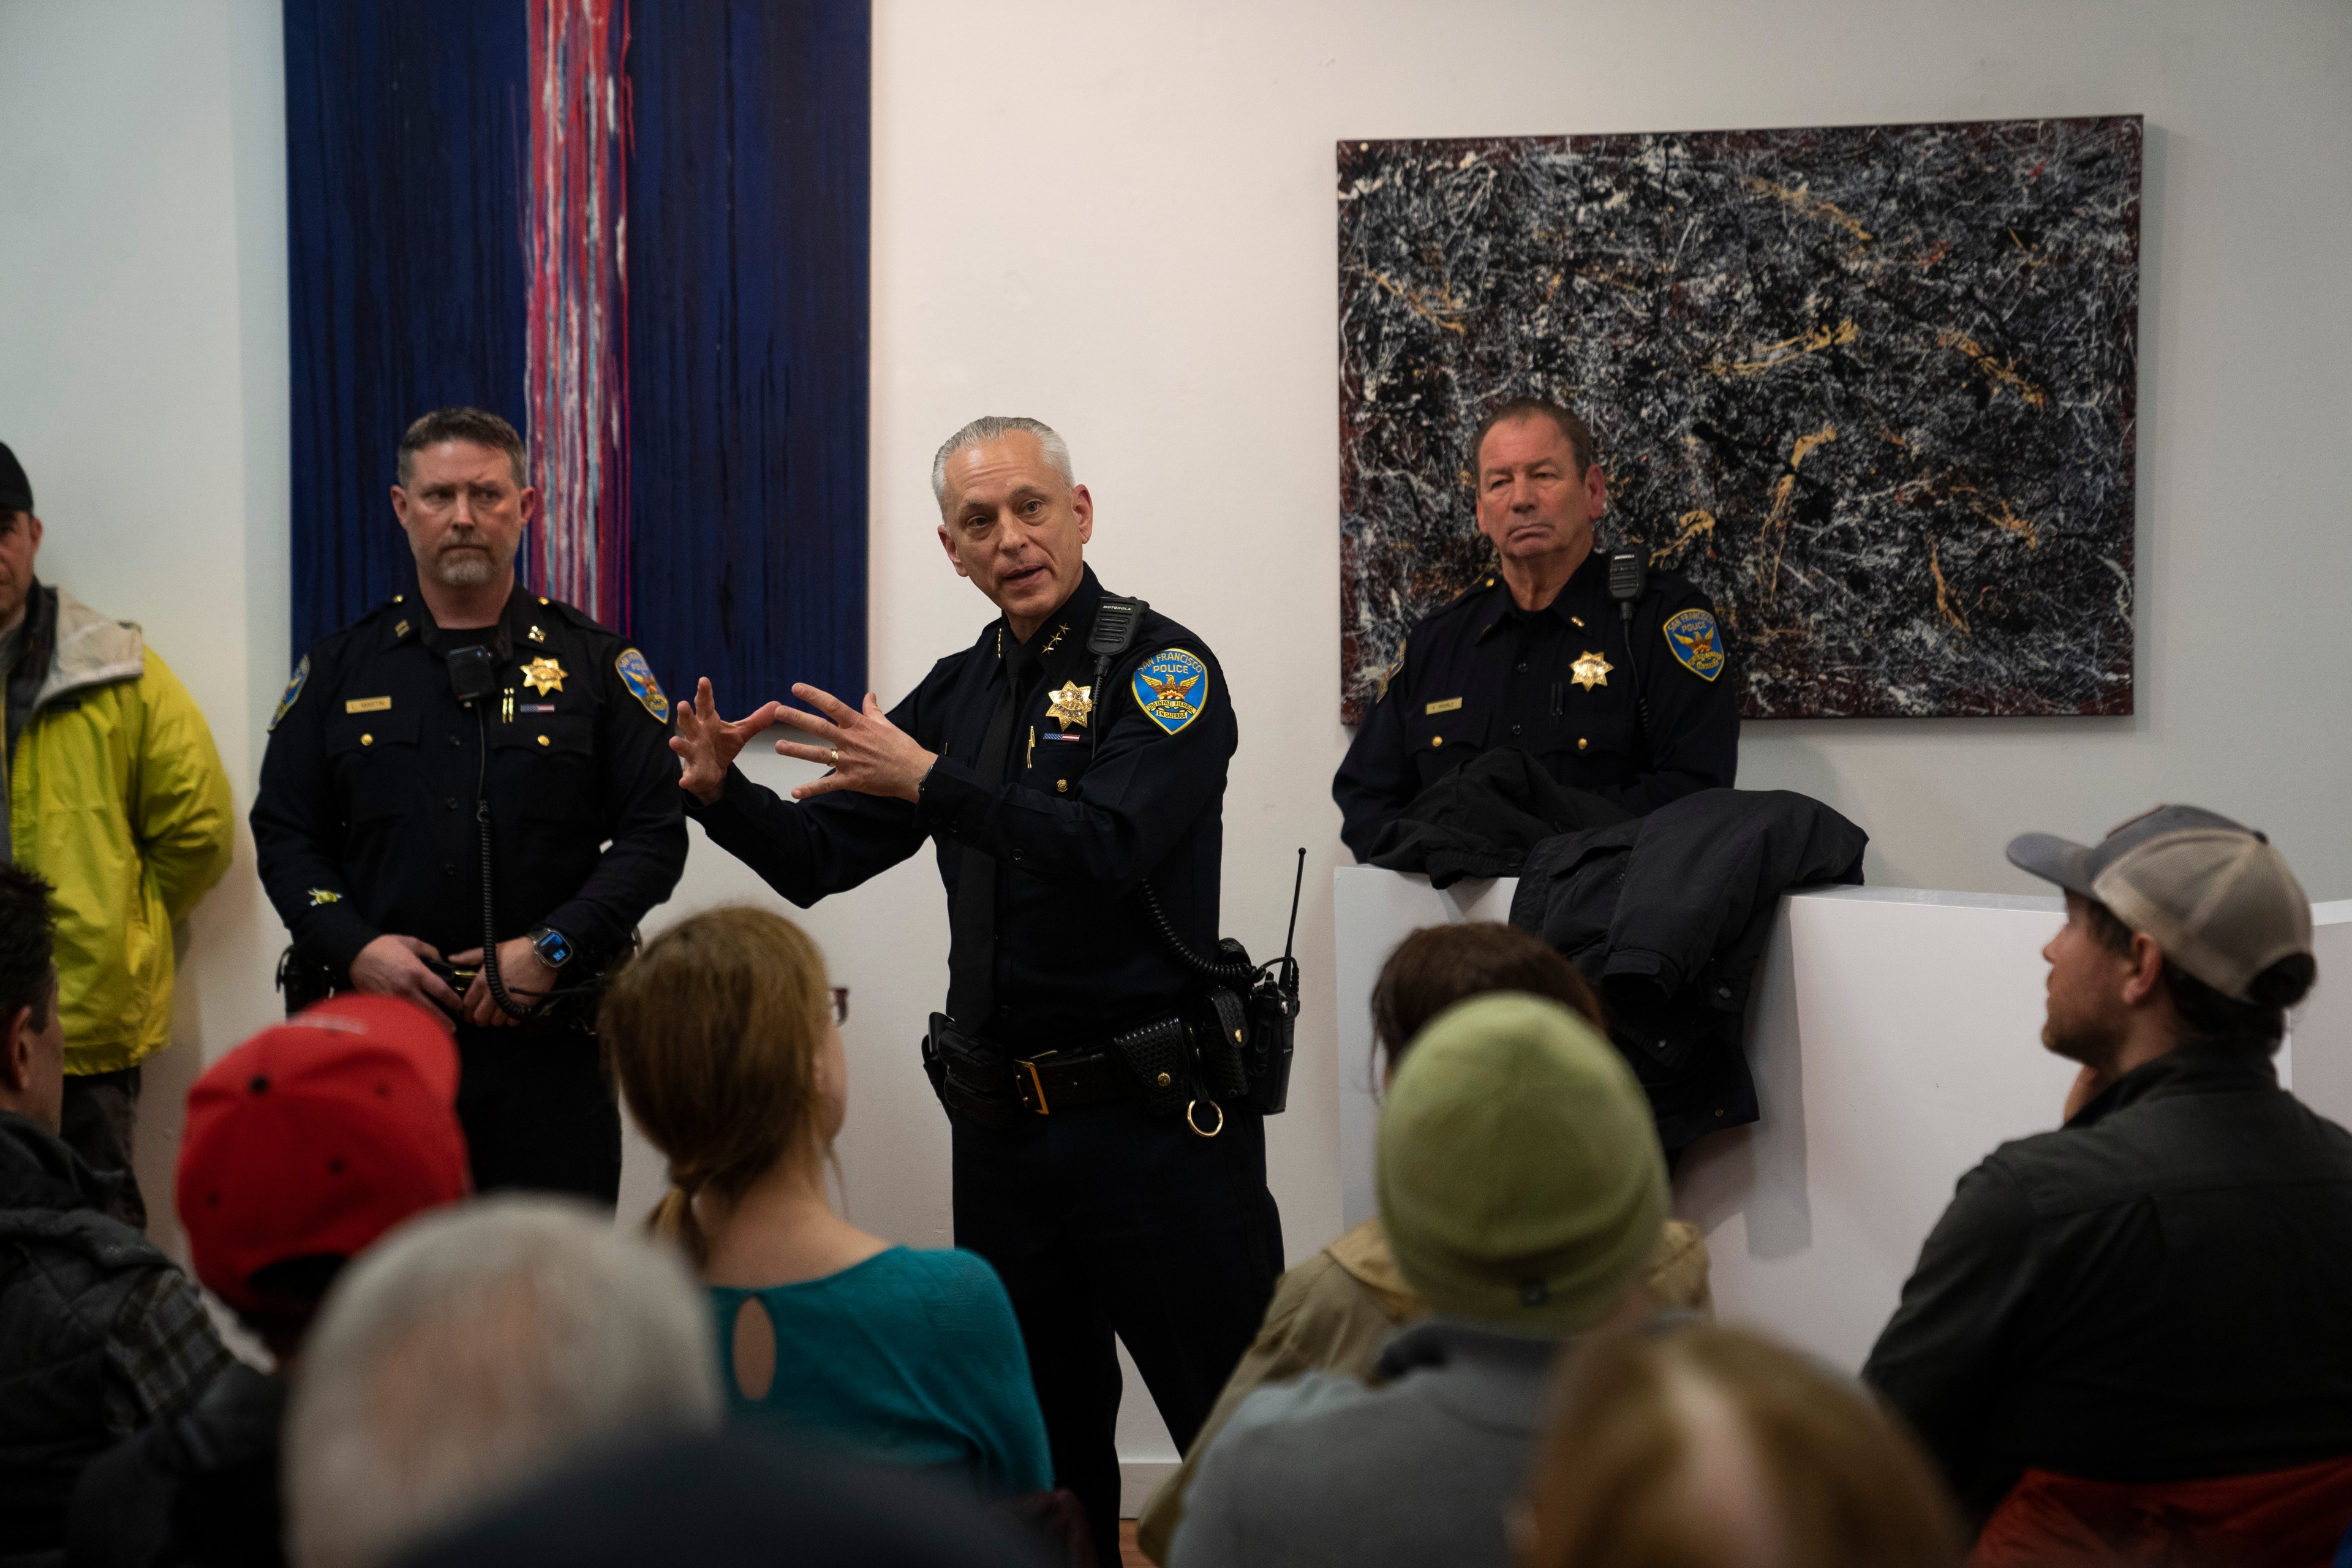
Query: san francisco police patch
269 655 309 733
1132 649 1209 736
1662 609 1727 682
615 648 671 723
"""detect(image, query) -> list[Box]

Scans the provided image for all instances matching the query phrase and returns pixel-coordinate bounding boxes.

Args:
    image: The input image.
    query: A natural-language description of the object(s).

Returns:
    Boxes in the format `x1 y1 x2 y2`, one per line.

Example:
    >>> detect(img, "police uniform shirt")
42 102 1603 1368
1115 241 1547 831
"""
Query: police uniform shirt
1332 551 1739 859
252 586 688 974
687 566 1234 1046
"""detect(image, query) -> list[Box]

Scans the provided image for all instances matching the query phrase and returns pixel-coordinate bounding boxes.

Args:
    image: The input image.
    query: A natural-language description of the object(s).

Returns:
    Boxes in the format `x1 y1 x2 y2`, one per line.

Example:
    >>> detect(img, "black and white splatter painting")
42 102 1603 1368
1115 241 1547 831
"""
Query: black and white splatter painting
1338 117 2141 722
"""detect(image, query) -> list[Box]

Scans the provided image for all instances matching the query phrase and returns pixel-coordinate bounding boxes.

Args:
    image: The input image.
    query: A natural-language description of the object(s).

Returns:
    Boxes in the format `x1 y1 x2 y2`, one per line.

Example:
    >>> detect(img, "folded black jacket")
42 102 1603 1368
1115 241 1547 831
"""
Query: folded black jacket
1365 747 1630 889
1508 788 1866 1151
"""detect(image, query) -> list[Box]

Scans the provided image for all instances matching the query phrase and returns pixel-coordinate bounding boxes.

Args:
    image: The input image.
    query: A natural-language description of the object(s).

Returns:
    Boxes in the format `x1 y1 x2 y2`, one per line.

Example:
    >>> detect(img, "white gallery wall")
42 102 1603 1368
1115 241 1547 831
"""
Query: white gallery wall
1 0 2348 1461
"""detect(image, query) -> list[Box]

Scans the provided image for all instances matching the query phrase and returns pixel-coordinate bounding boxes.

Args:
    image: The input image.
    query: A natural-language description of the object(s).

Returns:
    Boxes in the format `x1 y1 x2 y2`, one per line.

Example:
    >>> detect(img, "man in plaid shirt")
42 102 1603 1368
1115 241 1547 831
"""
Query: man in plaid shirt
0 862 227 1555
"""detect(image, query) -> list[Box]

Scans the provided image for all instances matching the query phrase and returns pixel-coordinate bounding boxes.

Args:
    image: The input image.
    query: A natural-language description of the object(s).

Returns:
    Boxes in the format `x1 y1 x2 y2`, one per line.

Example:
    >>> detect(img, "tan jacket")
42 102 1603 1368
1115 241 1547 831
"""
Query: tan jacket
1134 1216 1711 1563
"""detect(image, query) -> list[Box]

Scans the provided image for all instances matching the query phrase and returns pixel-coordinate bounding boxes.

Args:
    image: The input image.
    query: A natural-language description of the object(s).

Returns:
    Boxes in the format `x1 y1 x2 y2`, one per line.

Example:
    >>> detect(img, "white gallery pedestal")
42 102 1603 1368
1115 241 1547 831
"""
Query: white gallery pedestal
1334 867 2352 1372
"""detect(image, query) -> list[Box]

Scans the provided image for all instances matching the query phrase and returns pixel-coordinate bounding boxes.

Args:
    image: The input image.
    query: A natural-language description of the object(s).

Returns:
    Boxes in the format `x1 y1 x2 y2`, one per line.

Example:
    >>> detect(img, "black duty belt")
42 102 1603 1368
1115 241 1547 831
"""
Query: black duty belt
922 1010 1227 1137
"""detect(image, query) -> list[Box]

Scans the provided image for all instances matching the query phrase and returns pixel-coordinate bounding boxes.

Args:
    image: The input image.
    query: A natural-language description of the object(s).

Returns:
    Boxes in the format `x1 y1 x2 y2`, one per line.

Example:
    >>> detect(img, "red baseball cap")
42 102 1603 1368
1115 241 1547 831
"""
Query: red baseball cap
177 993 470 1318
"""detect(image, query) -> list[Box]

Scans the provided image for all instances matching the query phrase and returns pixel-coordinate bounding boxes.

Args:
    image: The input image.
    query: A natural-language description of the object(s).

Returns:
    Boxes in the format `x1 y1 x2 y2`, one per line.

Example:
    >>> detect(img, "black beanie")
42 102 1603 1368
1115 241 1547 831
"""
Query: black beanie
0 444 29 515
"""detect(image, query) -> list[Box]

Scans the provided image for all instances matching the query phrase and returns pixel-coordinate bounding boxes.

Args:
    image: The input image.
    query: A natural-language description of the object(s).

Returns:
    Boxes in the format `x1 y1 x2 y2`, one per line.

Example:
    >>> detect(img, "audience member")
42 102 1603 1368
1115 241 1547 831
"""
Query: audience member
399 1430 1055 1568
1137 922 1708 1561
1866 805 2352 1561
0 440 235 1229
1521 1322 1962 1568
599 906 1052 1497
1170 992 1667 1568
0 862 227 1559
282 1196 721 1568
66 994 471 1568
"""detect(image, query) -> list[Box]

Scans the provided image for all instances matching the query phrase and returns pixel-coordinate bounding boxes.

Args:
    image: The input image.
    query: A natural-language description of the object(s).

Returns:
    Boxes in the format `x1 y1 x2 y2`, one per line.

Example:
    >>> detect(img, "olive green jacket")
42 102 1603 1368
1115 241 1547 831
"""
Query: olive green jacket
1134 1216 1712 1563
8 586 234 1073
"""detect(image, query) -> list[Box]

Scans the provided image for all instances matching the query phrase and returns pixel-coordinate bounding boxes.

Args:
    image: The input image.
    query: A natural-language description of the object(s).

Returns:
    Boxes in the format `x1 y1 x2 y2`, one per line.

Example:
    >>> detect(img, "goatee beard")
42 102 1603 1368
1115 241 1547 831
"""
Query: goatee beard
434 551 494 587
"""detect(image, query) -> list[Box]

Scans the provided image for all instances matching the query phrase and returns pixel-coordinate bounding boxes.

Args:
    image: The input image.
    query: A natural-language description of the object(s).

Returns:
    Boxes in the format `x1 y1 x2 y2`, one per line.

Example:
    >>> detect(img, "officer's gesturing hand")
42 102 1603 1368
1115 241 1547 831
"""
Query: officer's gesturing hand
773 683 939 803
671 677 783 805
348 933 465 1013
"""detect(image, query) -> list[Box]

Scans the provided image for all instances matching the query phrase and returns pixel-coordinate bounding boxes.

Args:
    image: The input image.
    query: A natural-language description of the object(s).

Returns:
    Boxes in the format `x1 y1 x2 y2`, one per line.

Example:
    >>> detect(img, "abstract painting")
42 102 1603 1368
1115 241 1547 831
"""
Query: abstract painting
1338 117 2141 722
285 0 869 709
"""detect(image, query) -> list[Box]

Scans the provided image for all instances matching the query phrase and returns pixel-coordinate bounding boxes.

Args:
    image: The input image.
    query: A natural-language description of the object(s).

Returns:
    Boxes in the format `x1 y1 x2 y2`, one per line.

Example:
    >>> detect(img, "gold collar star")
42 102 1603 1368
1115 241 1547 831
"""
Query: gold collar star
1570 650 1613 690
1046 680 1095 729
521 656 567 696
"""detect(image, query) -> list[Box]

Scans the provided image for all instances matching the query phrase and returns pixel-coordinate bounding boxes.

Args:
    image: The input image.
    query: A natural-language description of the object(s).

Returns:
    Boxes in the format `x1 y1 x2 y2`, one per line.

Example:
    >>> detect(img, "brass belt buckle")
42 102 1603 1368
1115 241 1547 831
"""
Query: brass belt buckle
1185 1099 1224 1139
1016 1051 1058 1115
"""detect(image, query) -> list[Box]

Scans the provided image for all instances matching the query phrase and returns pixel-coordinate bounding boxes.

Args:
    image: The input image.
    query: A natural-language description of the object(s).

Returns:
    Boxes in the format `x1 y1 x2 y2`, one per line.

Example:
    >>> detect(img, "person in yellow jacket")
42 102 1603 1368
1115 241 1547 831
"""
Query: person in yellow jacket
0 443 234 1229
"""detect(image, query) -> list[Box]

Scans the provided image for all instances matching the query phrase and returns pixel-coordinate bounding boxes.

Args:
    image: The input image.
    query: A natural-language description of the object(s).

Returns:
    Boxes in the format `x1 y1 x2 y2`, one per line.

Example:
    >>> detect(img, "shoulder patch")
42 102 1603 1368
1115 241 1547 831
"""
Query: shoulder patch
614 648 671 723
269 655 310 733
1662 609 1726 682
1132 649 1209 736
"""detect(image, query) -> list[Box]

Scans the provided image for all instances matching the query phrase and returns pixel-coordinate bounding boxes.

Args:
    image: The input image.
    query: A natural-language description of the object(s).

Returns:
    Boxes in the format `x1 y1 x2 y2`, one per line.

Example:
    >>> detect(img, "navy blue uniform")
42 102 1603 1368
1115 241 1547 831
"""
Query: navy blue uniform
252 584 687 1201
687 565 1282 1561
1333 552 1741 859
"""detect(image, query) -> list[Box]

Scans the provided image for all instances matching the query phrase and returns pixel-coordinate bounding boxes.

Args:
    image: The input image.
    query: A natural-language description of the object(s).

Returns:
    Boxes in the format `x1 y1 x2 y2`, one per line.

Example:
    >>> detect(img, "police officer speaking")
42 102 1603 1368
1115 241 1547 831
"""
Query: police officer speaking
1333 396 1741 859
672 415 1285 1562
252 407 687 1204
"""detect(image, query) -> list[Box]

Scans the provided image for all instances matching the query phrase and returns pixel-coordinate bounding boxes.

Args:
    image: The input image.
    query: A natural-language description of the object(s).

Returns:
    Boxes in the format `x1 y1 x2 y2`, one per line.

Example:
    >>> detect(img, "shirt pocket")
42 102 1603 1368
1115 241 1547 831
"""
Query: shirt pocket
325 709 423 824
491 714 598 823
1408 707 1489 789
1533 711 1640 772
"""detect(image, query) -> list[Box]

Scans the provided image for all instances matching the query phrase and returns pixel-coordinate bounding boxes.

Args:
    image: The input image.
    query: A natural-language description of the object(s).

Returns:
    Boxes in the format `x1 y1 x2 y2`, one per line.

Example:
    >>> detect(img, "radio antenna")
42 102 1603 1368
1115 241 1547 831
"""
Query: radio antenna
1282 847 1305 964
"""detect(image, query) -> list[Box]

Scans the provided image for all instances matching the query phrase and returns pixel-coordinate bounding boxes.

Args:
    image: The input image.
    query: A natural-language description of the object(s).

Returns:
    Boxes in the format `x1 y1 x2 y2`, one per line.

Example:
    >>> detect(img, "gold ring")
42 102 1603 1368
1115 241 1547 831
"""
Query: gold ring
1185 1099 1224 1139
828 748 840 767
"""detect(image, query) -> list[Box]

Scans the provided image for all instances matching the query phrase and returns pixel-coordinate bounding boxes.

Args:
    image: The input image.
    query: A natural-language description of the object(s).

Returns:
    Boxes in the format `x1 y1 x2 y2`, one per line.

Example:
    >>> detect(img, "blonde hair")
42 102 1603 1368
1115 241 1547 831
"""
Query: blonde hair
598 907 833 1266
1521 1324 1962 1568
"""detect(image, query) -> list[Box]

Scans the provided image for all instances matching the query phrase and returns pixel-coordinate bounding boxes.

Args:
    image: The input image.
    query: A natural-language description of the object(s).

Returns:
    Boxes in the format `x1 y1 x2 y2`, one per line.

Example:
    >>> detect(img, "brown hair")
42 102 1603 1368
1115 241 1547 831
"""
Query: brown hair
2081 896 2316 1058
598 907 833 1265
1471 396 1596 480
1522 1324 1962 1568
397 406 528 488
1370 922 1604 1077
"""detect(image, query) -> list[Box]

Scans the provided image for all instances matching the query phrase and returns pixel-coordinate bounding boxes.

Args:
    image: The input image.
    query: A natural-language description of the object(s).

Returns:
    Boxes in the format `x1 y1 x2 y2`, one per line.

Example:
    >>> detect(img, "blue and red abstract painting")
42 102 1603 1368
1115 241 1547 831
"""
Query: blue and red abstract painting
285 0 869 708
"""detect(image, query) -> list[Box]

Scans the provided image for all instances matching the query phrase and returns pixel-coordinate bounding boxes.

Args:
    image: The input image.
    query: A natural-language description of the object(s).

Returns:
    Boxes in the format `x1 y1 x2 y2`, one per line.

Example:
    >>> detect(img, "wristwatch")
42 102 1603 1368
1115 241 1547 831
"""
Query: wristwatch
526 926 576 971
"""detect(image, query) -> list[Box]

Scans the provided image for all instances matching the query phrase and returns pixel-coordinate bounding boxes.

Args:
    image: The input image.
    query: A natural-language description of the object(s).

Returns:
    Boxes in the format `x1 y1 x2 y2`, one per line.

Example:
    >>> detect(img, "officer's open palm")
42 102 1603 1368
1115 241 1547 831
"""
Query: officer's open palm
672 677 783 804
349 933 465 1015
775 684 938 804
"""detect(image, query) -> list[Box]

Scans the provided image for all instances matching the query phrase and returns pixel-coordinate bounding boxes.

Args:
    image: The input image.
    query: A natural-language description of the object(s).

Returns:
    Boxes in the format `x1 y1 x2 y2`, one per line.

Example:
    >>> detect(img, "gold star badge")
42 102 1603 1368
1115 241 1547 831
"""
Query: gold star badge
1570 650 1613 690
1046 680 1094 729
521 656 567 696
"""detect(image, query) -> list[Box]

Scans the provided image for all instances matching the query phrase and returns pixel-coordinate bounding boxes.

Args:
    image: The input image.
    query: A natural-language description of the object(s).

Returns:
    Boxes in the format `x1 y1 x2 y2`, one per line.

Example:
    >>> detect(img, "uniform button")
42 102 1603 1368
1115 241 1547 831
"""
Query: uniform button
1516 662 1528 673
1578 737 1589 751
1431 736 1444 748
443 864 457 878
1510 723 1523 736
444 797 458 810
360 733 373 746
449 735 462 747
1056 779 1068 794
1010 849 1024 864
536 734 550 747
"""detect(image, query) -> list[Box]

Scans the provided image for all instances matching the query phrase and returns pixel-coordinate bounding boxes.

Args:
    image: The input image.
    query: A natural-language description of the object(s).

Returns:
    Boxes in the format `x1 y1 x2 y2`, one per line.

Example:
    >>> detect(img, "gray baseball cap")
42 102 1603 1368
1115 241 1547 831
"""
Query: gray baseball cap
2008 805 2313 1003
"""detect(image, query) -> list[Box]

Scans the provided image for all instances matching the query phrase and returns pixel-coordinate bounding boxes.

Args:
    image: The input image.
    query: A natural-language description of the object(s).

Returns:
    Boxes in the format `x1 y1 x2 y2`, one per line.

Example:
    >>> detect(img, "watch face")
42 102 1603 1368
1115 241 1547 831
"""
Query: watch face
536 930 573 968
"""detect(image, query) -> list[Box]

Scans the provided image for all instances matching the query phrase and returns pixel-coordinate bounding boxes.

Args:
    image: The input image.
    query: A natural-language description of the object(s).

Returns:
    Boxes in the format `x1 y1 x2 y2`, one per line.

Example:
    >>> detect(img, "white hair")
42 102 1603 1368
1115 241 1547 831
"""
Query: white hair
284 1196 722 1568
929 415 1075 505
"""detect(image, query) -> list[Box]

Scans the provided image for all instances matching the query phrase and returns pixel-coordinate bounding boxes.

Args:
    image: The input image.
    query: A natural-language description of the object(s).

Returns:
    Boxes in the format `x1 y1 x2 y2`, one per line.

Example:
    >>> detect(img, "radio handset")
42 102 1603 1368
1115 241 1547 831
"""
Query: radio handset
1607 551 1654 747
1087 594 1149 703
447 644 533 1021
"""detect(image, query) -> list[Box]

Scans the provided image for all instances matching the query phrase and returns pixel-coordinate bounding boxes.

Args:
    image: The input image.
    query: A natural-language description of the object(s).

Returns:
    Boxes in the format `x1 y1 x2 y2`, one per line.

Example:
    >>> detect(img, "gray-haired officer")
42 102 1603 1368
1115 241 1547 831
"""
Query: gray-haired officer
252 407 686 1203
1333 396 1740 858
672 416 1284 1565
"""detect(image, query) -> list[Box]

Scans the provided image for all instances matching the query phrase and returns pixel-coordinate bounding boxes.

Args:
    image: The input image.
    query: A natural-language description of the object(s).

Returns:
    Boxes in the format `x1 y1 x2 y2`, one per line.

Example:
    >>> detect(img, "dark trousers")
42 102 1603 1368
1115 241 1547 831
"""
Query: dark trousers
954 1099 1283 1566
453 1019 622 1206
60 1065 145 1229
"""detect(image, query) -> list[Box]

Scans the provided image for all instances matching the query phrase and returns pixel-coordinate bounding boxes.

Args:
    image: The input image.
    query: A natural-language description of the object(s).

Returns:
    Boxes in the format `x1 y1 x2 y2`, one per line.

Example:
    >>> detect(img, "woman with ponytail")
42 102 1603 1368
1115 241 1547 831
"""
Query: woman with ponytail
600 907 1050 1497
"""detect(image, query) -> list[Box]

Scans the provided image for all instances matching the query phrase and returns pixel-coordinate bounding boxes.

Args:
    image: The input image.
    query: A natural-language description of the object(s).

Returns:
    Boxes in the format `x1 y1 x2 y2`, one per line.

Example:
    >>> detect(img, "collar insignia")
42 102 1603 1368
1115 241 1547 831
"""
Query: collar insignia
528 624 547 643
521 656 567 696
1570 650 1613 690
1046 680 1094 729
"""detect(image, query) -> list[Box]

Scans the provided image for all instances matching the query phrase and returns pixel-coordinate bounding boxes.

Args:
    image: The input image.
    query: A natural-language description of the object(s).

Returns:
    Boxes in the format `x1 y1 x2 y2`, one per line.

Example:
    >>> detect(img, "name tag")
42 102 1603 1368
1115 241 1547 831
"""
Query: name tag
1424 697 1463 715
345 696 393 714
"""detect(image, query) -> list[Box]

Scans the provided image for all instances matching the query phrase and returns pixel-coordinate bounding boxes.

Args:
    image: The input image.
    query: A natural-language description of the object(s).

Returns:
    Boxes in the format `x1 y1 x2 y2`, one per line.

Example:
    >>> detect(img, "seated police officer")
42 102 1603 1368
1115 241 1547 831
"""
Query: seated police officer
252 408 687 1204
671 415 1284 1567
1332 397 1740 859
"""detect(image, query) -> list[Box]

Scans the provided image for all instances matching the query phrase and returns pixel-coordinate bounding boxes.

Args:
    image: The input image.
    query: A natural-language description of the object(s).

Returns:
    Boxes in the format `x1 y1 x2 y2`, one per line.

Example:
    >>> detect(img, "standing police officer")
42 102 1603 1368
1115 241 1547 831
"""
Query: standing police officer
1333 397 1741 859
252 408 686 1204
671 416 1283 1564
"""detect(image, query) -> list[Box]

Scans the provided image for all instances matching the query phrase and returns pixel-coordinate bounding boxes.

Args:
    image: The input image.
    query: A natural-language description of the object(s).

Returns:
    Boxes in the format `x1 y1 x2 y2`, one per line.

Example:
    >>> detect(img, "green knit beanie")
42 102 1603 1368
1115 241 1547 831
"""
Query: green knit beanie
1378 992 1667 1335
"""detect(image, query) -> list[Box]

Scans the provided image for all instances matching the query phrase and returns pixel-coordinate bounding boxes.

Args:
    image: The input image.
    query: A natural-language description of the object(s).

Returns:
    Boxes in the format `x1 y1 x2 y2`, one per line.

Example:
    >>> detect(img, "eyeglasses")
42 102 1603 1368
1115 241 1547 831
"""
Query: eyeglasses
830 987 850 1027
